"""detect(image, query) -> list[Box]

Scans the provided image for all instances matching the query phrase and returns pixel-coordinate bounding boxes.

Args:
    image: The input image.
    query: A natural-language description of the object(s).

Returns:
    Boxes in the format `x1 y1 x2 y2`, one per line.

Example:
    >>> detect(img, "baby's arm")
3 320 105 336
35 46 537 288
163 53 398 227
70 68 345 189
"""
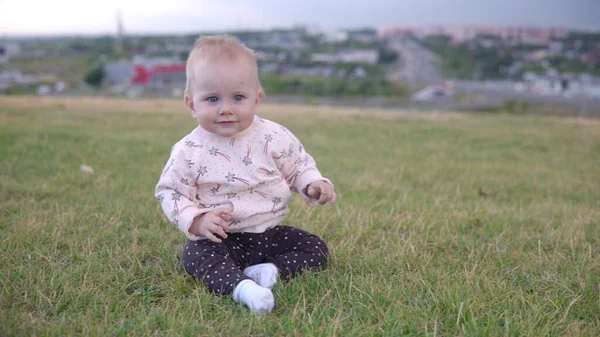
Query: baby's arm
275 128 336 206
155 147 216 240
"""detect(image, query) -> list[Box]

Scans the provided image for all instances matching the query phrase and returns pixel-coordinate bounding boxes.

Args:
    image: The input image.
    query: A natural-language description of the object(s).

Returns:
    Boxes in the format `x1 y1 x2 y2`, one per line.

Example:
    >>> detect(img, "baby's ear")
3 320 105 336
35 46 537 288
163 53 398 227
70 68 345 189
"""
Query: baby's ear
255 90 264 105
184 95 196 118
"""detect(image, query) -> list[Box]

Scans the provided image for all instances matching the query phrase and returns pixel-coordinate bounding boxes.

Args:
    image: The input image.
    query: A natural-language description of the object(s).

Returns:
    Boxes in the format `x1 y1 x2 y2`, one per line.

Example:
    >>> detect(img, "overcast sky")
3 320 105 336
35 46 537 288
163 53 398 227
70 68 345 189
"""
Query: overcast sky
1 0 599 36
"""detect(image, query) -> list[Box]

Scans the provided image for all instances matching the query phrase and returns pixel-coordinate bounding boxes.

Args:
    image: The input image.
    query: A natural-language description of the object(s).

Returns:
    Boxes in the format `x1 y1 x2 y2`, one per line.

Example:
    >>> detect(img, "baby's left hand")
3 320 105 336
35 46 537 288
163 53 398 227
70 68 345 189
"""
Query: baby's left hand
306 181 337 206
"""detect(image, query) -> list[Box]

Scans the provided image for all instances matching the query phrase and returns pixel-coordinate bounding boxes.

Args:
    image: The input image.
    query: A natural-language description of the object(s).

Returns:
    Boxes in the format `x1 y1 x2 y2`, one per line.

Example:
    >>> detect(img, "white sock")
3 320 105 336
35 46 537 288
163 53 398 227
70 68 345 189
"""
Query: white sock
243 263 279 290
232 279 274 315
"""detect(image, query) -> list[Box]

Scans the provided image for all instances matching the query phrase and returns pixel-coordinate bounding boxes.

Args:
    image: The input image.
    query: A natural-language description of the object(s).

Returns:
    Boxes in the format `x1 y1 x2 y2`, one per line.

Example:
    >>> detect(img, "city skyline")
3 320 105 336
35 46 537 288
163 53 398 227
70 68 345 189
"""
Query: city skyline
1 0 599 36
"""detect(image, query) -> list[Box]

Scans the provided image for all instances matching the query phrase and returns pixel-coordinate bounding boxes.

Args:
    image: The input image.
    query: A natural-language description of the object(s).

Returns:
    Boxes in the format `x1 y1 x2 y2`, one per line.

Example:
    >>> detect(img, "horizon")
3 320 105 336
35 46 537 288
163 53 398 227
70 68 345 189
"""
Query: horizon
2 23 598 39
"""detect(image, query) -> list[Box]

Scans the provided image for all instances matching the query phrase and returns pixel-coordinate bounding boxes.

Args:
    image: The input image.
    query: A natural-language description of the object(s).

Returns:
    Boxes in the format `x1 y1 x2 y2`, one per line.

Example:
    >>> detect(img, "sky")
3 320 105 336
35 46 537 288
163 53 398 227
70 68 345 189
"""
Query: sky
1 0 599 36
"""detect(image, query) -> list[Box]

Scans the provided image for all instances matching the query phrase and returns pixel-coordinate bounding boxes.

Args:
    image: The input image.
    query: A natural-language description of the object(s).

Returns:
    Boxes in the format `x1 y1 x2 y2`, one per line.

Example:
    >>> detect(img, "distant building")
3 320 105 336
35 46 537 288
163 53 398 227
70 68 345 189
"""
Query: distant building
259 63 279 74
288 66 336 77
103 56 187 88
256 50 286 62
311 53 338 63
131 59 186 87
340 50 379 64
523 49 548 62
378 25 569 44
520 71 600 98
0 70 44 90
165 43 193 55
312 49 379 65
242 34 308 51
104 61 135 86
36 85 52 96
0 71 21 89
322 30 349 43
352 67 367 78
0 42 22 63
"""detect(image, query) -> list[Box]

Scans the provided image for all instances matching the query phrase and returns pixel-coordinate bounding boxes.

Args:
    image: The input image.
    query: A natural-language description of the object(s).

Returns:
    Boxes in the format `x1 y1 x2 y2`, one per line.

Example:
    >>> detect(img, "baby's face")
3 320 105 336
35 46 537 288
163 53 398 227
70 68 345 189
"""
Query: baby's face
186 58 262 138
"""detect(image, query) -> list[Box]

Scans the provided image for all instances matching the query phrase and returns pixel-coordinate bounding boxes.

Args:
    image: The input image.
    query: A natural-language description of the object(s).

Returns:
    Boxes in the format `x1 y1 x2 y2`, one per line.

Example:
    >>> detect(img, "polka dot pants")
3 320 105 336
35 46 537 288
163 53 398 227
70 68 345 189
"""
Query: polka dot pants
182 225 328 296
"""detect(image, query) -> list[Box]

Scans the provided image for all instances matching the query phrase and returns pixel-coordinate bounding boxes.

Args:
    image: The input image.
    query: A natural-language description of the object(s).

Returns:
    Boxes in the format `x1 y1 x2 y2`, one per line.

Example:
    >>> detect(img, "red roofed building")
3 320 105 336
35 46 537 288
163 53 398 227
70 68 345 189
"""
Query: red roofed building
131 60 186 87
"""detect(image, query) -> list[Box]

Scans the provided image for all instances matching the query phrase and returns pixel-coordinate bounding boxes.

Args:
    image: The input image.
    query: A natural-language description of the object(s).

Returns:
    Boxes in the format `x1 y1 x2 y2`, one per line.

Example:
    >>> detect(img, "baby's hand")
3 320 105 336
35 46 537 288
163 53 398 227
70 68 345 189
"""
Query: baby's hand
306 181 337 206
190 210 232 243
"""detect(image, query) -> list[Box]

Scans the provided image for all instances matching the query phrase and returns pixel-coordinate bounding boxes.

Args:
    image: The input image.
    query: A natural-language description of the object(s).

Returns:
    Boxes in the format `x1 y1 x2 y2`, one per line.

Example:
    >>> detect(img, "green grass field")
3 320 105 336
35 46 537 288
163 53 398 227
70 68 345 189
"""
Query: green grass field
1 96 599 336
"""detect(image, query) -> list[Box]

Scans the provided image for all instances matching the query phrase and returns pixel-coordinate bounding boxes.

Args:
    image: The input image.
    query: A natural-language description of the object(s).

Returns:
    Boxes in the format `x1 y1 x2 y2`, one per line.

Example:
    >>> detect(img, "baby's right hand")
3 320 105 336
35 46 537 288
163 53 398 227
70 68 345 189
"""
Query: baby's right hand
190 210 232 243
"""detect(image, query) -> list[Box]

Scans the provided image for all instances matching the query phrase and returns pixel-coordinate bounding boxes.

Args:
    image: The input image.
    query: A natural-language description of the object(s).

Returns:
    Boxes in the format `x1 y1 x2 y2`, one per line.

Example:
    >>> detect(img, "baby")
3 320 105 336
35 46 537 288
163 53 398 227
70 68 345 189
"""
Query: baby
155 35 336 315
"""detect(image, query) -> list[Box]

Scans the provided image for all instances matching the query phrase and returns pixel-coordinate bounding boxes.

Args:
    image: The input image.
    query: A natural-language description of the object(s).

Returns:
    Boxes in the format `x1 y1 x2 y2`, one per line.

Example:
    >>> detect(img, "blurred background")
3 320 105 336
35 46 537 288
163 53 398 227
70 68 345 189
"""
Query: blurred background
1 0 599 116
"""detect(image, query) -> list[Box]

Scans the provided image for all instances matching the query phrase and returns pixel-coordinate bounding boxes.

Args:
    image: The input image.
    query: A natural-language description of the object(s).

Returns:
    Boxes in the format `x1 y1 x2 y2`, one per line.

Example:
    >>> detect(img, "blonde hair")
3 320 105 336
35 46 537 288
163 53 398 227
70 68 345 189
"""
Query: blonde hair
184 35 262 97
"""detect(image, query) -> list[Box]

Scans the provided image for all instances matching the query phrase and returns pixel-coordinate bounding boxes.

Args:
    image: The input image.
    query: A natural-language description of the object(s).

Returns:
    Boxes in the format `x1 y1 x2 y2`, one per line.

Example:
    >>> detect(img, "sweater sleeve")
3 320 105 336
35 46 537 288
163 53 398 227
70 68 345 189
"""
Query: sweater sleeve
274 127 333 205
155 145 210 240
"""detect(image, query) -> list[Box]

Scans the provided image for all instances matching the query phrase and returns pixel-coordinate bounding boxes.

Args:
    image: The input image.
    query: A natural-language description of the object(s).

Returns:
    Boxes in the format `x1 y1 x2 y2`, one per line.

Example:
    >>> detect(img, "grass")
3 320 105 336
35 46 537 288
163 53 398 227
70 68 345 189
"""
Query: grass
1 96 599 336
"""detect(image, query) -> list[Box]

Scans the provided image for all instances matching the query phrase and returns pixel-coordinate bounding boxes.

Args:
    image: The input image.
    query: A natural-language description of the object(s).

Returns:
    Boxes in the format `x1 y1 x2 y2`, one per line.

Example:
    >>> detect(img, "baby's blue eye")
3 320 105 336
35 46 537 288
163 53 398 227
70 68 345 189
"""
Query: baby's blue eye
234 95 244 102
207 96 219 103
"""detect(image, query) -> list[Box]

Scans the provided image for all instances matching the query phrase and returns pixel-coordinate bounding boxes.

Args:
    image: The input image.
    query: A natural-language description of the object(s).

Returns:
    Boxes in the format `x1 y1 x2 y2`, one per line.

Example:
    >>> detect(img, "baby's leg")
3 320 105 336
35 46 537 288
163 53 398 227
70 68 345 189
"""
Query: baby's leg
182 240 249 296
267 226 329 279
182 239 274 314
228 230 281 289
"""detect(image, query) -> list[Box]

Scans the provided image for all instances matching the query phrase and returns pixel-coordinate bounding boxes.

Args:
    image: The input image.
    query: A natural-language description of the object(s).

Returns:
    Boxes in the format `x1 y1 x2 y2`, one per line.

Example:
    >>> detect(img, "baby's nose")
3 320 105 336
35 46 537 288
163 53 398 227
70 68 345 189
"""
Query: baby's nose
219 104 233 114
